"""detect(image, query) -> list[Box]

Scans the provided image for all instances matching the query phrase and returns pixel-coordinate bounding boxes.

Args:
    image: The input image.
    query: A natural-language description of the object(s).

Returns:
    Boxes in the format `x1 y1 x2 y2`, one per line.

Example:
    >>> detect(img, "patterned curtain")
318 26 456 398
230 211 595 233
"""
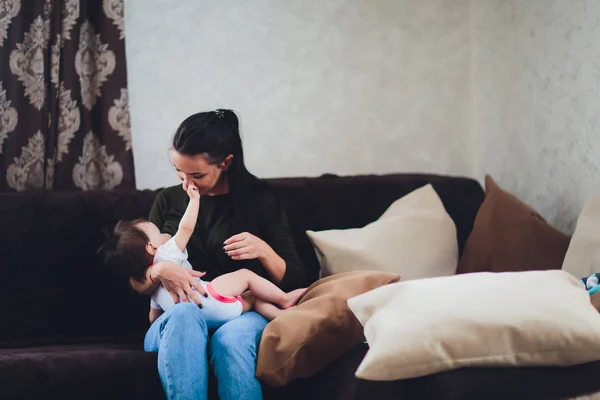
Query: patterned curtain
0 0 135 191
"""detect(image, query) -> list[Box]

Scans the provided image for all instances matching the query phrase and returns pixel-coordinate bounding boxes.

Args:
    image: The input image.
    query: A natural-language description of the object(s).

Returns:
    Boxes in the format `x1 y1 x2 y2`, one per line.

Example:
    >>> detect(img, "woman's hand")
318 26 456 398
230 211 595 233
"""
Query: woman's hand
153 261 208 306
223 232 271 261
224 232 286 284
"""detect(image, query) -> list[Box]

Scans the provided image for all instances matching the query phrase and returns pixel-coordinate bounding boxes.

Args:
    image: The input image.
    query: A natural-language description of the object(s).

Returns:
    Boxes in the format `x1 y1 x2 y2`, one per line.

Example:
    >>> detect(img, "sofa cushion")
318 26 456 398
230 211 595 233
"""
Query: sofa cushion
276 342 600 400
306 184 458 279
456 175 570 274
256 270 400 387
348 270 600 381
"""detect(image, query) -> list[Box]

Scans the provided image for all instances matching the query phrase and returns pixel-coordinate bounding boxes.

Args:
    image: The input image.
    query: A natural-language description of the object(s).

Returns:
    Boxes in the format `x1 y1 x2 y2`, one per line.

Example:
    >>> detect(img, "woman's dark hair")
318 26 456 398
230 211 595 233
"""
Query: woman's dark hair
97 219 154 282
172 109 261 229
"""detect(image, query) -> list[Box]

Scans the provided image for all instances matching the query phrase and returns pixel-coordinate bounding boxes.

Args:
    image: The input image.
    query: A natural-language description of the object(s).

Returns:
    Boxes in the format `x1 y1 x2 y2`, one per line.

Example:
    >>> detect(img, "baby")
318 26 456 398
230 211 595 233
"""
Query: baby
100 183 306 328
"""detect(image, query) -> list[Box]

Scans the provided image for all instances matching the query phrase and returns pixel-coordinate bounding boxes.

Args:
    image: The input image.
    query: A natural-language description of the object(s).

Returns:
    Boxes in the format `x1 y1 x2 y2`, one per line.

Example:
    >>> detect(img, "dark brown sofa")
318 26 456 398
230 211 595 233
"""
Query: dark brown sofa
1 173 599 400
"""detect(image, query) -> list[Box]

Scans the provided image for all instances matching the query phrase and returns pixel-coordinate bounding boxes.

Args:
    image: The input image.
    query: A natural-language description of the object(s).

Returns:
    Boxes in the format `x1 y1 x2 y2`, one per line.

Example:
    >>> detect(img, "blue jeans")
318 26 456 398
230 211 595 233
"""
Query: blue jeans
144 303 268 400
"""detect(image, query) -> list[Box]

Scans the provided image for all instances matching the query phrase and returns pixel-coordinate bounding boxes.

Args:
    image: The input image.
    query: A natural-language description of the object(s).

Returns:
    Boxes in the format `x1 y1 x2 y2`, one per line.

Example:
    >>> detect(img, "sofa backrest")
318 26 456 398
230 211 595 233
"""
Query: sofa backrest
0 173 483 345
0 189 158 345
268 174 484 282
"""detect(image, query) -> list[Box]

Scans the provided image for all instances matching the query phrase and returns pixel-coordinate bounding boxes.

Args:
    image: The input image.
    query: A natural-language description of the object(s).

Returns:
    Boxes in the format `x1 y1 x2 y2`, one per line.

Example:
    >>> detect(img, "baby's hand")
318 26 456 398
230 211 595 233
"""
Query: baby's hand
186 183 200 200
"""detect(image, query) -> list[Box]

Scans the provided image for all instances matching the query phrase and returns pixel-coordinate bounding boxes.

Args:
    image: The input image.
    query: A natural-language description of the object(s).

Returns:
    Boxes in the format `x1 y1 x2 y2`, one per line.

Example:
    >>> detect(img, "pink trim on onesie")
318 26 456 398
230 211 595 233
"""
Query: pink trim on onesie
206 282 244 307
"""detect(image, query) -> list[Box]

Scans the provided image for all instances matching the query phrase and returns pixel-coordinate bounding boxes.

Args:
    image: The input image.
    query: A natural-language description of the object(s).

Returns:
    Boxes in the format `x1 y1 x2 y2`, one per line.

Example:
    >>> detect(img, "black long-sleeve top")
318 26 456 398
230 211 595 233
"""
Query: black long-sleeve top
148 184 306 292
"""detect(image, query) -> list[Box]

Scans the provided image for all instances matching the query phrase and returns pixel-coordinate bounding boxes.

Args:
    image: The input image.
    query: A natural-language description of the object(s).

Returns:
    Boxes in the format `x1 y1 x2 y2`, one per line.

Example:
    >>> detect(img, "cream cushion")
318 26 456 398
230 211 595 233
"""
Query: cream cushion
348 270 600 381
562 196 600 279
306 184 458 280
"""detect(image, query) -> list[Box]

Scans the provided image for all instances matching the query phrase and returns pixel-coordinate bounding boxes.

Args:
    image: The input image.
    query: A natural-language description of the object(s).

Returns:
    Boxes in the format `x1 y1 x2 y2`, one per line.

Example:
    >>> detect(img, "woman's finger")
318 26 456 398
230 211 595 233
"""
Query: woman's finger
223 241 246 252
189 270 206 278
170 292 180 305
176 289 188 303
231 252 255 261
230 248 255 260
224 232 247 246
189 278 207 298
227 246 252 257
185 284 204 306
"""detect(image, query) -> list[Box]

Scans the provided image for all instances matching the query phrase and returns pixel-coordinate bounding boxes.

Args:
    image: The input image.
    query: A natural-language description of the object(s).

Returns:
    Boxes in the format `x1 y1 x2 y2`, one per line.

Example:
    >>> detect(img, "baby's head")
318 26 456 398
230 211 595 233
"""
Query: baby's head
98 219 170 281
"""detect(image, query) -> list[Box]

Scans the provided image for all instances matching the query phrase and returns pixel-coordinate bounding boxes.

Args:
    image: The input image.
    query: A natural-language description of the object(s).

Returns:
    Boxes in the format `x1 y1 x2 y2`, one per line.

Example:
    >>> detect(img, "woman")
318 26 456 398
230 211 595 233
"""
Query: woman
130 109 306 400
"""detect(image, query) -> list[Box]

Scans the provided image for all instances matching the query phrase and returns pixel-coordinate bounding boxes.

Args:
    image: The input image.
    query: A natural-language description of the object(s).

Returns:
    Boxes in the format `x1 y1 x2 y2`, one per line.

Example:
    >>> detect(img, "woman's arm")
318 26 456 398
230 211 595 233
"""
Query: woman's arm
259 203 306 291
130 261 208 304
224 191 306 291
258 246 286 284
129 264 160 295
224 232 286 284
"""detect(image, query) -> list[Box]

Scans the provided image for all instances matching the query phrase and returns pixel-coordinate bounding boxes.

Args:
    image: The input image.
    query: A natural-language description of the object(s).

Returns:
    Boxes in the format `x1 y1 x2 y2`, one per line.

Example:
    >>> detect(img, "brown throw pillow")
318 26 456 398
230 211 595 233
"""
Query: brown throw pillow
456 175 570 274
256 270 400 387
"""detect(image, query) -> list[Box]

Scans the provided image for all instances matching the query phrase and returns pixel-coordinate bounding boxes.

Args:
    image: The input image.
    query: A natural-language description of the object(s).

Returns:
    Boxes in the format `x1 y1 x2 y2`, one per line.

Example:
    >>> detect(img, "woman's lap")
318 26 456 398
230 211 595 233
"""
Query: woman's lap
210 311 268 400
144 303 267 400
144 303 209 399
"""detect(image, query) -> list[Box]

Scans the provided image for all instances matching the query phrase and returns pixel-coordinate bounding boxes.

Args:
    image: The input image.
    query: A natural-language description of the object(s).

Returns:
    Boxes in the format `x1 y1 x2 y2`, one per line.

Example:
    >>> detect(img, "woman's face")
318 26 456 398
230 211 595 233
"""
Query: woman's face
170 150 231 195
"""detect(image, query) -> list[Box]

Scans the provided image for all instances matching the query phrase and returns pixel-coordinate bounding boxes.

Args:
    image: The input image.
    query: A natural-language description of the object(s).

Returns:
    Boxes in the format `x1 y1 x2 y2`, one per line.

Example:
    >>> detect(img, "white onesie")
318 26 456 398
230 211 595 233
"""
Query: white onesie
150 238 244 329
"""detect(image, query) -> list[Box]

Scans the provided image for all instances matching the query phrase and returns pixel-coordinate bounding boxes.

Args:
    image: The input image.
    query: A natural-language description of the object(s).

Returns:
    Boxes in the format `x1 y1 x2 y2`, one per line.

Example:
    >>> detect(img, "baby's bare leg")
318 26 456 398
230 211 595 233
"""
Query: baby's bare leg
211 269 290 307
211 269 307 309
254 298 285 321
241 291 255 313
240 291 284 321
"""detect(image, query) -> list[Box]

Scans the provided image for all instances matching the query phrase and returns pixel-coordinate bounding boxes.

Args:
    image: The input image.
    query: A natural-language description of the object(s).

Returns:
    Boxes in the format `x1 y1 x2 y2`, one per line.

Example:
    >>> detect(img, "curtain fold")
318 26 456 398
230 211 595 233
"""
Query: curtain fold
0 0 135 191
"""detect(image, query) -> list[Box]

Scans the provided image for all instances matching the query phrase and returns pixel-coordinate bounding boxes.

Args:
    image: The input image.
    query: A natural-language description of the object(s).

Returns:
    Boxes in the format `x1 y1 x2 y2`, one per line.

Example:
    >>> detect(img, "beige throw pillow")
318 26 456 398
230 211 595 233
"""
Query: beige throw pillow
348 270 600 381
306 184 458 280
562 196 600 279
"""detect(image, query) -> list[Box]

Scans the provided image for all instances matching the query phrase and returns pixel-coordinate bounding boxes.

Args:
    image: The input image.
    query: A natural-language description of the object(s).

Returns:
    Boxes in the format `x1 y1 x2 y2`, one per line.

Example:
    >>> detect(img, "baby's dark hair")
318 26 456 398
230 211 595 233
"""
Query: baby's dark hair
98 218 154 282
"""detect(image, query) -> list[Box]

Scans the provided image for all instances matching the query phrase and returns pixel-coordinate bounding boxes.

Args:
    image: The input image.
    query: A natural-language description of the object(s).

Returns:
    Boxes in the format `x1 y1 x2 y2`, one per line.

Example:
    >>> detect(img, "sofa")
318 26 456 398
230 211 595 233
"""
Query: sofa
2 173 600 400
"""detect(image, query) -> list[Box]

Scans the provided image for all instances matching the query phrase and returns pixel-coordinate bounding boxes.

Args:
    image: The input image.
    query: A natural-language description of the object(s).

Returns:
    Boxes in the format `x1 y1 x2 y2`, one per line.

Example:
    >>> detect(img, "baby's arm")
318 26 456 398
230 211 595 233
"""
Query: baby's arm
174 184 200 252
149 308 164 324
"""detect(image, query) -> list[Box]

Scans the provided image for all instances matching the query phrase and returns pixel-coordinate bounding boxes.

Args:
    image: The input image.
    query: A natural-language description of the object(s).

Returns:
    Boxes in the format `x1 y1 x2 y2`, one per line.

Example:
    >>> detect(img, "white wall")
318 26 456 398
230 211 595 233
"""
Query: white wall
125 0 472 190
126 0 600 232
471 0 600 232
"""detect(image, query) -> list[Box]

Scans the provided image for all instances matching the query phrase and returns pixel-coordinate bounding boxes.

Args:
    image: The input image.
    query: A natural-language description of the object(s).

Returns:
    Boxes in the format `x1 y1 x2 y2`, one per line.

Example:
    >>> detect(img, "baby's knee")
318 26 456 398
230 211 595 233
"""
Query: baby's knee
232 268 254 281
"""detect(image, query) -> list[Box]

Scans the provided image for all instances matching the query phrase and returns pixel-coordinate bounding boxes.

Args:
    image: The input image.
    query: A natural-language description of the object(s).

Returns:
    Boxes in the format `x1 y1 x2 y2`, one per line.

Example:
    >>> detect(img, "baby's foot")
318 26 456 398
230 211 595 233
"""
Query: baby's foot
281 288 307 309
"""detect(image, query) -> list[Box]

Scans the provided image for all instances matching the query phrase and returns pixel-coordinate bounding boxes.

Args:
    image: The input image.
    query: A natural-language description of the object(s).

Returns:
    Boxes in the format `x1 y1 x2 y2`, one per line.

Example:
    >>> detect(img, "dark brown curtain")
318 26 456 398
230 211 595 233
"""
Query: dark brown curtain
0 0 135 191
